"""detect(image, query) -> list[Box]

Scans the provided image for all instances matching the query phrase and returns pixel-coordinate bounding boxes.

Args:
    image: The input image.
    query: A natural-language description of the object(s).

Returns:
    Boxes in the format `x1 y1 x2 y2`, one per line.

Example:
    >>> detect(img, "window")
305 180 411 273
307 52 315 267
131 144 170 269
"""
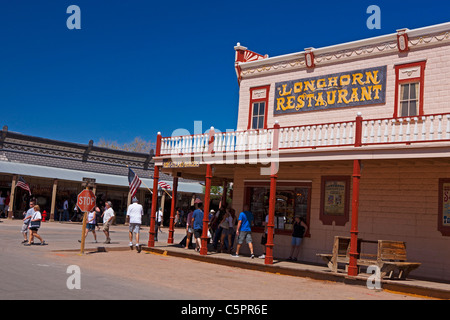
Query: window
248 85 270 130
399 82 419 117
245 181 311 235
394 61 426 118
252 102 266 129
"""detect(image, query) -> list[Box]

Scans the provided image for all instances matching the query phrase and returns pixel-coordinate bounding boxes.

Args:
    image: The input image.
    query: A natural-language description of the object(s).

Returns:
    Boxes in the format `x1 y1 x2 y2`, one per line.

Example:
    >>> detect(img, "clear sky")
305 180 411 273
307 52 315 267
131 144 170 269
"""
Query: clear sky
0 0 448 146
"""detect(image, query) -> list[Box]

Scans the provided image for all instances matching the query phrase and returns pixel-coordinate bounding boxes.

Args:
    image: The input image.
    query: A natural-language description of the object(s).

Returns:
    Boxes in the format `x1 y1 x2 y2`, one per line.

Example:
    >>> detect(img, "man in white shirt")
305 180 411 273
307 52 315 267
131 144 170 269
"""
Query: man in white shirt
126 197 144 253
102 201 115 244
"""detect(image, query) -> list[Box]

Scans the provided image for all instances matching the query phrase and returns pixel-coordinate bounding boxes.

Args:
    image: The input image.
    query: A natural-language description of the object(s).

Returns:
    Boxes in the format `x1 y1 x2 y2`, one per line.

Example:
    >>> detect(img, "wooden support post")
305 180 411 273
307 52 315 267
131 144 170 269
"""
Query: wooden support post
8 175 17 219
168 175 178 244
200 164 212 255
50 179 58 221
348 159 361 276
148 132 162 247
265 121 280 265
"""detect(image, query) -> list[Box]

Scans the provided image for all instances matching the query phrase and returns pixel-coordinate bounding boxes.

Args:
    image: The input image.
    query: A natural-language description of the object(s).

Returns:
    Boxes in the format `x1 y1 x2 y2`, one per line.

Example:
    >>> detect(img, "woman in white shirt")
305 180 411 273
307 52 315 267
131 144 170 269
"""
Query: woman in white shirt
25 205 46 246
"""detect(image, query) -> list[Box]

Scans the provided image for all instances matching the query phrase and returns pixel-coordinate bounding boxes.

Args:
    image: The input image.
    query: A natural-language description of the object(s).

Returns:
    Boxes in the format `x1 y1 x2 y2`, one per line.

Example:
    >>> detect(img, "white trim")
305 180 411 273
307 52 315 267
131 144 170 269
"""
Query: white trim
238 22 450 70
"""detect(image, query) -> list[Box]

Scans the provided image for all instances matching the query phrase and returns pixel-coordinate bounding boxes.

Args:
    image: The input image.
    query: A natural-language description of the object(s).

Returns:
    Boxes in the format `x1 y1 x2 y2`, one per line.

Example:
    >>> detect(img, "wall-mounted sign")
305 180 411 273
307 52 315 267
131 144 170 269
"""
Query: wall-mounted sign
163 160 200 168
274 66 387 115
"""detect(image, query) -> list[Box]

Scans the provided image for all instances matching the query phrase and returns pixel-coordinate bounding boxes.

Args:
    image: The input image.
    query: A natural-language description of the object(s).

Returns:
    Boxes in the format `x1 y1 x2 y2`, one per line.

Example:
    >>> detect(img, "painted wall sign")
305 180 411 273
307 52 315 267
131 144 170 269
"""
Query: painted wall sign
163 160 200 168
274 66 387 115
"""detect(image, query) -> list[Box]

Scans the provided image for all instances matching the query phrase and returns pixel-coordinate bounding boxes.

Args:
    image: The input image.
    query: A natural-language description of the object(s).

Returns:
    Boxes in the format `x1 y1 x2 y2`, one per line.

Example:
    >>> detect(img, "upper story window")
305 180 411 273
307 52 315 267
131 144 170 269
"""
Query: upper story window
252 102 266 129
394 61 426 118
248 85 270 130
399 82 419 117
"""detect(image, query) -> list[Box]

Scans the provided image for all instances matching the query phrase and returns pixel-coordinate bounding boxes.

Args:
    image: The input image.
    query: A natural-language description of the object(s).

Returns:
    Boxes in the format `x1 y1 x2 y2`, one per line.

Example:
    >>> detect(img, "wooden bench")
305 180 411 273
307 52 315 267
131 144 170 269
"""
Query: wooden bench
317 237 421 279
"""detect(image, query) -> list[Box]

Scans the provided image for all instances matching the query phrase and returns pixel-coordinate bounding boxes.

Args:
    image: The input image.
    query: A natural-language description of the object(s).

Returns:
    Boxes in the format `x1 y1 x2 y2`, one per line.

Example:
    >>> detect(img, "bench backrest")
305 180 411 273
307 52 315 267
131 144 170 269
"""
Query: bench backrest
378 240 407 262
333 236 351 257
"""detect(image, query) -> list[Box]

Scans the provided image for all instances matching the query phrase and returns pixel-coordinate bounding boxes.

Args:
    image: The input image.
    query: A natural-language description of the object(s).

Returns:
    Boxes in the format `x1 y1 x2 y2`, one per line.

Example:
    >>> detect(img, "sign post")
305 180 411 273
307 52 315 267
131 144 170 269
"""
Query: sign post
77 188 96 254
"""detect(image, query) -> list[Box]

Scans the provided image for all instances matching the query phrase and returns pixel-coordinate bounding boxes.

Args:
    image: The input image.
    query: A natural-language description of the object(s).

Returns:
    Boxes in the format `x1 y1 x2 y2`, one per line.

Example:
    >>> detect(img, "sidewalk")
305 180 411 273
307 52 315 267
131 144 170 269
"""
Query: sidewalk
2 219 449 299
140 241 450 300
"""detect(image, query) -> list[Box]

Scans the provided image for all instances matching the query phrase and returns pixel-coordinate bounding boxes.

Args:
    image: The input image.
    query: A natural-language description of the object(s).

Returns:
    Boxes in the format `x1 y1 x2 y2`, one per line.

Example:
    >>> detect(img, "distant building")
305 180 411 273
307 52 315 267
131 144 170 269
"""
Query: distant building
0 126 202 225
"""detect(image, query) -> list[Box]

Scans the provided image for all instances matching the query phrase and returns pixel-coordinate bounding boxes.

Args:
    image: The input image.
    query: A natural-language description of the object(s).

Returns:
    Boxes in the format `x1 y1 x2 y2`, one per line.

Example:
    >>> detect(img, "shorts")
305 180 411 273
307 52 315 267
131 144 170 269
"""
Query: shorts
238 231 252 244
291 237 303 246
21 223 30 233
87 223 95 231
29 227 39 232
194 229 202 239
187 227 194 234
103 221 111 231
129 223 141 234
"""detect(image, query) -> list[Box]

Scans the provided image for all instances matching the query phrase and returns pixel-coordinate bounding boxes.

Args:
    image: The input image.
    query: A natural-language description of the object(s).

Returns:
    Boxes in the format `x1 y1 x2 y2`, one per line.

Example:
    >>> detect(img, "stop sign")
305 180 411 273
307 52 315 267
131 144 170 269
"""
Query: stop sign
77 189 96 212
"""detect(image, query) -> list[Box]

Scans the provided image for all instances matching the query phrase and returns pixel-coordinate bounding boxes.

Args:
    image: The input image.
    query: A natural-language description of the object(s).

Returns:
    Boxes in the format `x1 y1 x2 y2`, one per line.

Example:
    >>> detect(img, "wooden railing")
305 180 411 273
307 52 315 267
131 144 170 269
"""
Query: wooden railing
159 112 450 156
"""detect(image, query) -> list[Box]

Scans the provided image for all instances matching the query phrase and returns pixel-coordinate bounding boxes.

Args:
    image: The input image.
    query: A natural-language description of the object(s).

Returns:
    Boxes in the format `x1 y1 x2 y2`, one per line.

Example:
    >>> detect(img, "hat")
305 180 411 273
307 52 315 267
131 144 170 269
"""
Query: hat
106 201 112 206
132 197 138 203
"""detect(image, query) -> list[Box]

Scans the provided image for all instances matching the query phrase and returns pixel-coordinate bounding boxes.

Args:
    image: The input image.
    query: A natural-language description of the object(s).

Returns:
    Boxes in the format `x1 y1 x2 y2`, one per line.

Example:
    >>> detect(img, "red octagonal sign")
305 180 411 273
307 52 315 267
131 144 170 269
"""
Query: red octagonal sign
77 189 96 212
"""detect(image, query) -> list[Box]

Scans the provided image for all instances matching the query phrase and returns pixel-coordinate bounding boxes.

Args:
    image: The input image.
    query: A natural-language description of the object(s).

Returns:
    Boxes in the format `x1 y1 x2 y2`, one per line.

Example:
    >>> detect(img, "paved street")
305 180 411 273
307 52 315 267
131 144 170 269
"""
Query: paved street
0 219 430 300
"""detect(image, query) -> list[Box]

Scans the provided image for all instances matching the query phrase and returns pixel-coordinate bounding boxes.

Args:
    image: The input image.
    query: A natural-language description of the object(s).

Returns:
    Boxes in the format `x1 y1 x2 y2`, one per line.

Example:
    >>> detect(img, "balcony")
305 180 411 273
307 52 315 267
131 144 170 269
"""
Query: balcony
157 112 450 165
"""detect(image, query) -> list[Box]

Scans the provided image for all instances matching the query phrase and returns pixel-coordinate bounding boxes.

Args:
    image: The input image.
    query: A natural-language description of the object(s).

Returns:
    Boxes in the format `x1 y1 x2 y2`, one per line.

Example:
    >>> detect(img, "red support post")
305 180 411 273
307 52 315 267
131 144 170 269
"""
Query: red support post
348 159 361 276
265 121 280 265
148 132 162 247
200 127 214 255
167 175 178 244
200 164 213 255
354 112 363 147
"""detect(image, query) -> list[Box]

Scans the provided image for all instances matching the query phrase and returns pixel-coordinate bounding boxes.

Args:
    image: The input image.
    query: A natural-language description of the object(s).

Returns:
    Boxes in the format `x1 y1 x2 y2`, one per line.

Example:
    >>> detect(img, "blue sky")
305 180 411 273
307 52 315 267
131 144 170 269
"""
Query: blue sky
0 0 448 146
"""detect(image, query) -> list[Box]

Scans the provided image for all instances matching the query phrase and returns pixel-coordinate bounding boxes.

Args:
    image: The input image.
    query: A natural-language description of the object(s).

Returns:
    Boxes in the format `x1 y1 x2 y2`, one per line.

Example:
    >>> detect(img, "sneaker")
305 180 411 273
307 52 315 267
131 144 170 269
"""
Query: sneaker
251 254 255 259
129 242 134 250
258 254 265 259
40 241 47 246
231 253 239 257
136 244 141 253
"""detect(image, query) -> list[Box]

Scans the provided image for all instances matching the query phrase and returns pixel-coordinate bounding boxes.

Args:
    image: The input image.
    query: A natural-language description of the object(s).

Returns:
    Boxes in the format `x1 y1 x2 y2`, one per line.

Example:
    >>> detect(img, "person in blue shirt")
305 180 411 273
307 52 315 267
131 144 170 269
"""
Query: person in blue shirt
232 205 254 259
192 202 204 252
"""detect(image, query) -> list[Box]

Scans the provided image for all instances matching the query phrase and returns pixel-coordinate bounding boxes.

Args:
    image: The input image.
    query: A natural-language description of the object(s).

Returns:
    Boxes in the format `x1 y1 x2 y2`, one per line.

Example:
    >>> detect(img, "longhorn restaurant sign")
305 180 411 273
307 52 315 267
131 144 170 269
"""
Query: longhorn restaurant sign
274 66 387 114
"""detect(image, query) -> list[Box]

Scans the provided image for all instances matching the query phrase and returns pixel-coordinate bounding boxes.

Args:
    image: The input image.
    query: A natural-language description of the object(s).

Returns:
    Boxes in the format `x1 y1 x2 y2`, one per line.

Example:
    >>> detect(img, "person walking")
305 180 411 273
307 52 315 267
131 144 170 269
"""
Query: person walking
78 207 99 244
232 205 254 259
287 216 308 261
155 207 163 241
126 197 144 253
192 202 204 252
62 199 69 222
102 201 115 244
183 206 194 249
24 205 46 246
21 200 35 243
219 208 233 253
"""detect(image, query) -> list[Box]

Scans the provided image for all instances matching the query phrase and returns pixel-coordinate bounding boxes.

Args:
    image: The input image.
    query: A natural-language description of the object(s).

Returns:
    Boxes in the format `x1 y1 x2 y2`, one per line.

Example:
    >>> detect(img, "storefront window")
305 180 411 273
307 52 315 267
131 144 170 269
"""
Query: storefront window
246 183 311 233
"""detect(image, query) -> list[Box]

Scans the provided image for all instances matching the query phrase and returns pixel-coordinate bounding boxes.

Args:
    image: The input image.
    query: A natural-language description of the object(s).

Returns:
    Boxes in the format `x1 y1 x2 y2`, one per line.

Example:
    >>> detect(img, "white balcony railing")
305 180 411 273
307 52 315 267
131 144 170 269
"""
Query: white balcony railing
159 112 450 157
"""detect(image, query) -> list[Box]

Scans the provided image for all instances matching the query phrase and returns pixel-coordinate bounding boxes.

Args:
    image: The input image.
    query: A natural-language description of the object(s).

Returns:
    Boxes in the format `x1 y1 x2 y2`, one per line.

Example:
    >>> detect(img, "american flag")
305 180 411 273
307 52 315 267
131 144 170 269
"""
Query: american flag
128 168 142 198
158 181 171 190
16 176 31 195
